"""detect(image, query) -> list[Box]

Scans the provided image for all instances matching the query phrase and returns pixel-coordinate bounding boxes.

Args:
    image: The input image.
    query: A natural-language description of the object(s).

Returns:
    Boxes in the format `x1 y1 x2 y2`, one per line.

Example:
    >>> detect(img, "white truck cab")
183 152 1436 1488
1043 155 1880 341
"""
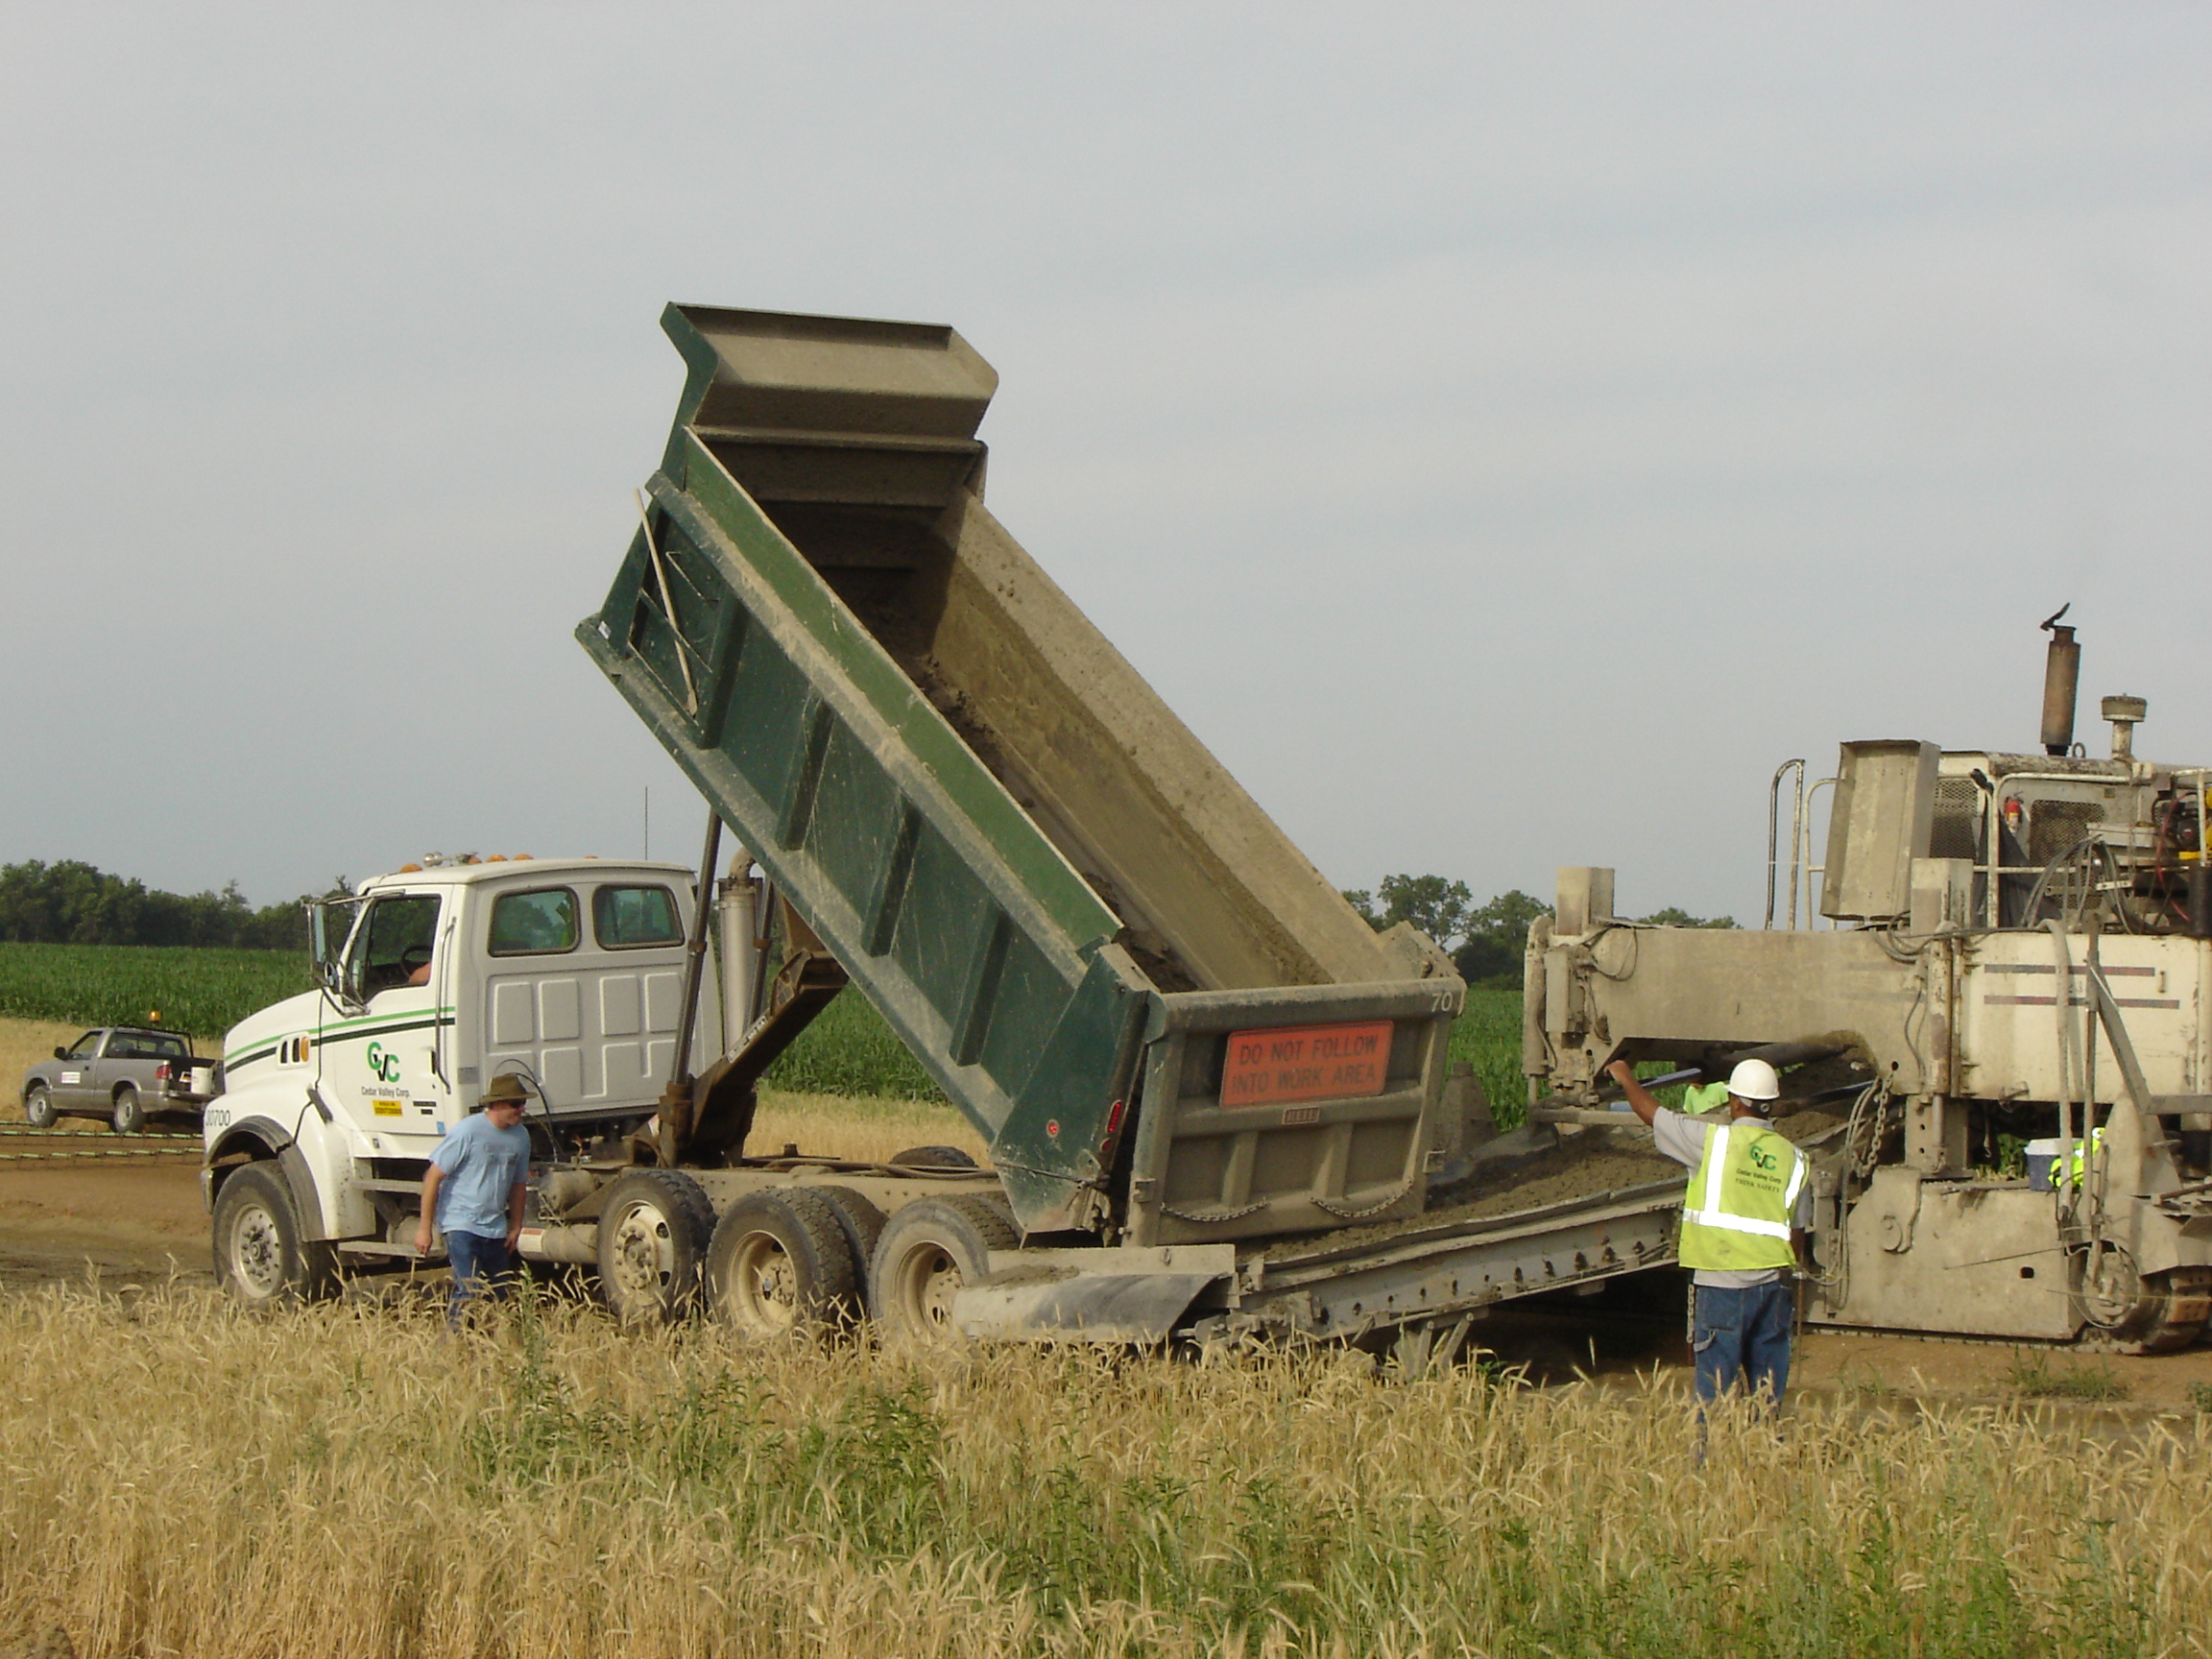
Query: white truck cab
204 857 716 1304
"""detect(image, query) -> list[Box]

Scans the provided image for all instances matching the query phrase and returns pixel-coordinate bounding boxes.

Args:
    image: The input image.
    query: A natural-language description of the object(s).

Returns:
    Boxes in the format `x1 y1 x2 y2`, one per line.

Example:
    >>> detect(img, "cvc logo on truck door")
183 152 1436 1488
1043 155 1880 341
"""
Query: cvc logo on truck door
365 1042 402 1084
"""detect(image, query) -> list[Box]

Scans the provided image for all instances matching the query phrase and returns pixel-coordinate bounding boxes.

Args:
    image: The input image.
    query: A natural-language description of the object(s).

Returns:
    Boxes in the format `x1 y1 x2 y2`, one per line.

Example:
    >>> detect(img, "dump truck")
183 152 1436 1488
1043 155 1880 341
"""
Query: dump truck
1528 613 2212 1351
204 303 1683 1349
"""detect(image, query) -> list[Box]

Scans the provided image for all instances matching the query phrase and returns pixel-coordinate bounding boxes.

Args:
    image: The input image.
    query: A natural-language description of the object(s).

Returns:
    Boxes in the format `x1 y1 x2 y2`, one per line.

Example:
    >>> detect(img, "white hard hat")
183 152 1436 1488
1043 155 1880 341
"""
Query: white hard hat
1726 1058 1782 1103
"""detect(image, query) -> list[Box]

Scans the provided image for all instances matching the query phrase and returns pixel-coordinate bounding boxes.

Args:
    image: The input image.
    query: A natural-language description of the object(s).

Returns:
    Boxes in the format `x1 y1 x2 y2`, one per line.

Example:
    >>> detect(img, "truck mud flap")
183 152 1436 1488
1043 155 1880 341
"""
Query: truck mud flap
951 1243 1235 1343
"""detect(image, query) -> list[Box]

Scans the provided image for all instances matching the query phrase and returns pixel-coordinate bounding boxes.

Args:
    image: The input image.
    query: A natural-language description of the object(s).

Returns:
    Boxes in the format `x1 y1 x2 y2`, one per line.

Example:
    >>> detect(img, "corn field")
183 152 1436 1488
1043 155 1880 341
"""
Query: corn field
1448 986 1527 1128
768 989 950 1102
0 943 309 1042
775 985 1527 1112
0 1285 2203 1659
0 946 1532 1113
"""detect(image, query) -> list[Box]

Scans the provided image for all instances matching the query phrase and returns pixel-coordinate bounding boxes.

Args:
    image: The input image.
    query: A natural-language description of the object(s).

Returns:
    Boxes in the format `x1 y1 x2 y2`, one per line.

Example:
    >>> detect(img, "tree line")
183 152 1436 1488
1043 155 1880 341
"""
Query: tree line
0 854 1735 977
0 859 345 951
1343 875 1735 986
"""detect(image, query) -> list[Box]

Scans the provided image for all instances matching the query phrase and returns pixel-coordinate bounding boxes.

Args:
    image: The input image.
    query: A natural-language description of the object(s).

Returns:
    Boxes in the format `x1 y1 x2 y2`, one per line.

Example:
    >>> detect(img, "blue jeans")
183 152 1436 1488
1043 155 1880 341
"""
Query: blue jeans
1691 1280 1795 1407
445 1230 512 1327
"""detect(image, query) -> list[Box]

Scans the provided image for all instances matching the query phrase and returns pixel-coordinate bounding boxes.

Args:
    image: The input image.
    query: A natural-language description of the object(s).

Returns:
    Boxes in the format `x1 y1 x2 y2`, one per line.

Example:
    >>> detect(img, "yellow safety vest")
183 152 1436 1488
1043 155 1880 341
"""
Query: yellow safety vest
1678 1119 1807 1272
2055 1125 2105 1192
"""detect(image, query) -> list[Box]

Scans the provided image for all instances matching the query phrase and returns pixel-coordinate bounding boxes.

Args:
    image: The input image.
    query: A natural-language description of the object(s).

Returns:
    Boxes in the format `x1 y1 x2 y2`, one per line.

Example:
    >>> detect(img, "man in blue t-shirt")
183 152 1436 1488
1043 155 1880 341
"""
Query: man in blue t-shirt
416 1074 533 1326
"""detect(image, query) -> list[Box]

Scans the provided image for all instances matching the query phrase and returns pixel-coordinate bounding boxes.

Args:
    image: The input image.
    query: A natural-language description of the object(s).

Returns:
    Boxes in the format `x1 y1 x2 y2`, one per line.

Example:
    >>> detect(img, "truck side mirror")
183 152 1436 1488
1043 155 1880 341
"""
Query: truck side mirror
308 896 366 1009
53 1046 66 1060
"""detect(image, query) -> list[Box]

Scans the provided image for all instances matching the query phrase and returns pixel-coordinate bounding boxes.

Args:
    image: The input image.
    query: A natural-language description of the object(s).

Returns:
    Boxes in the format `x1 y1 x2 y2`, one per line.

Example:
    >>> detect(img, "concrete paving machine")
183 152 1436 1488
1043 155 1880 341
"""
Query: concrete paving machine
1527 613 2212 1350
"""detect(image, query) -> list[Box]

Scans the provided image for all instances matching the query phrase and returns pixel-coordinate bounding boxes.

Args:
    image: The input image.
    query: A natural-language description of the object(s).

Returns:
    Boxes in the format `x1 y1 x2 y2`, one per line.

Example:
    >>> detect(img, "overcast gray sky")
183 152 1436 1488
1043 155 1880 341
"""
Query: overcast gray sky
5 3 2210 926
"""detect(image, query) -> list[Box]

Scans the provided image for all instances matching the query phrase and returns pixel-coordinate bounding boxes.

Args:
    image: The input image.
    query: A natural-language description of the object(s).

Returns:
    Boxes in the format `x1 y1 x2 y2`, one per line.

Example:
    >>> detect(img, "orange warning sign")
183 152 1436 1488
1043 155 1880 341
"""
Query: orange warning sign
1219 1020 1393 1108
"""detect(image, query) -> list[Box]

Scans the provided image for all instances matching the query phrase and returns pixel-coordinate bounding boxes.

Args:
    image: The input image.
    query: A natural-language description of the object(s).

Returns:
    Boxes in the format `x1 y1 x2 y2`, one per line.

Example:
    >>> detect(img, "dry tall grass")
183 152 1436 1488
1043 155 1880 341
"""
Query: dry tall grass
0 1020 84 1105
1 1285 2204 1659
746 1088 987 1165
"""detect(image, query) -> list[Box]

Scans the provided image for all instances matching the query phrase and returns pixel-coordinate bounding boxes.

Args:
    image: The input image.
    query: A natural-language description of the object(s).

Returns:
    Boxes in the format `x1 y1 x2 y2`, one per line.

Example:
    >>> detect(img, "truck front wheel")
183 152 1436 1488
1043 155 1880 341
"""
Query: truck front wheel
594 1169 714 1324
867 1195 1018 1344
707 1189 861 1339
212 1164 337 1309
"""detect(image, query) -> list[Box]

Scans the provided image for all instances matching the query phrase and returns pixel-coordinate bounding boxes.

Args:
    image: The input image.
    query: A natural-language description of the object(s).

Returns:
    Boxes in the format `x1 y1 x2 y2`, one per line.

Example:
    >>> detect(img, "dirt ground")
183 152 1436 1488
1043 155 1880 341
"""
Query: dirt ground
0 1152 2205 1411
1477 1277 2212 1414
5 1003 2208 1410
0 1144 210 1290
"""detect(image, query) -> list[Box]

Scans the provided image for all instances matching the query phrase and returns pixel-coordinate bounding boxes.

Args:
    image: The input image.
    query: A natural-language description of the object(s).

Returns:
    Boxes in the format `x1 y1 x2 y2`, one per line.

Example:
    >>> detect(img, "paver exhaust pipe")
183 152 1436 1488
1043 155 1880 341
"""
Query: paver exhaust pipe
2040 605 2080 757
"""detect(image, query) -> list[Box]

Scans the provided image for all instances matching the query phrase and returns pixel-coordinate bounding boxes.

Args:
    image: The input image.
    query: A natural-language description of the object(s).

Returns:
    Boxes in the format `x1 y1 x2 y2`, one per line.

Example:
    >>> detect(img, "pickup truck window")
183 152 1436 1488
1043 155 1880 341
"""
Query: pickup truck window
66 1032 101 1060
592 884 683 949
349 894 443 997
111 1033 189 1061
488 887 579 956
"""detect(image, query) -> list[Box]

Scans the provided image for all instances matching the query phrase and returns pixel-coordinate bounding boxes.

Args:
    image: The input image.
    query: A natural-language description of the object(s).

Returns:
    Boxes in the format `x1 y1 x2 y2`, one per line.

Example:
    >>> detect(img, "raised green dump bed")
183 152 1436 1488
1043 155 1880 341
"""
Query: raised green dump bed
580 305 1460 1240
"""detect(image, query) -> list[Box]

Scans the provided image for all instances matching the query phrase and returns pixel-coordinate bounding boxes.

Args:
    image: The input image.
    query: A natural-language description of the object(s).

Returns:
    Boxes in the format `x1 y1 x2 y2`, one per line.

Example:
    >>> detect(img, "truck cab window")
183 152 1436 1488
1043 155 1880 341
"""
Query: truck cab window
348 895 443 998
592 884 682 949
67 1032 100 1060
488 888 579 956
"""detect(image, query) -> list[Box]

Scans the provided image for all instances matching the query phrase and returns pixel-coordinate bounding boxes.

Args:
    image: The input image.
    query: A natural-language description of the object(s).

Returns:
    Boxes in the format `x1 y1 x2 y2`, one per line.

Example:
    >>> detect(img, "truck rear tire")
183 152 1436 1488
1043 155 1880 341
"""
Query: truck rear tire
594 1169 714 1324
867 1194 1018 1344
111 1086 145 1136
888 1145 976 1170
212 1164 337 1309
23 1083 56 1129
707 1189 860 1339
809 1184 887 1278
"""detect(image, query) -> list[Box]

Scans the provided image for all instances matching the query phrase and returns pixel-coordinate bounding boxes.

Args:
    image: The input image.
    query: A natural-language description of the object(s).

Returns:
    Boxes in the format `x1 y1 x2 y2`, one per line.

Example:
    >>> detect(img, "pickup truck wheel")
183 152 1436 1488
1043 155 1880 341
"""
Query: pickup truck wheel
867 1195 1018 1345
213 1164 338 1309
594 1169 714 1324
23 1083 57 1129
111 1085 146 1136
707 1189 860 1338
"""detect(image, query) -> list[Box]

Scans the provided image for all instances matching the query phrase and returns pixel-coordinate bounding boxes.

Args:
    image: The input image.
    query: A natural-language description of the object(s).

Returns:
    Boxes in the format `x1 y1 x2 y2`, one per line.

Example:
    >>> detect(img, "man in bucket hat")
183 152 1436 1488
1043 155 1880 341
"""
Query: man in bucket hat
417 1074 533 1326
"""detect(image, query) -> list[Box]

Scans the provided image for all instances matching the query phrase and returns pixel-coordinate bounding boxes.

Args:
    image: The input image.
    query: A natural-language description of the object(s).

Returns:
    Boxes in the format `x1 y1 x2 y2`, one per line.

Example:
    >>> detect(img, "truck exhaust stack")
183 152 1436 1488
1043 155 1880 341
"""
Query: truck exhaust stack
2039 604 2079 756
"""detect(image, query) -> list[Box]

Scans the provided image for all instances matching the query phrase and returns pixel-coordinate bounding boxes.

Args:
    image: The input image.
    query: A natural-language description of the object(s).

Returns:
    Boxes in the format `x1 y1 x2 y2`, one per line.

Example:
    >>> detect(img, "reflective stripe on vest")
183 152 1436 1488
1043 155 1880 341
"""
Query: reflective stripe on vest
1678 1120 1806 1271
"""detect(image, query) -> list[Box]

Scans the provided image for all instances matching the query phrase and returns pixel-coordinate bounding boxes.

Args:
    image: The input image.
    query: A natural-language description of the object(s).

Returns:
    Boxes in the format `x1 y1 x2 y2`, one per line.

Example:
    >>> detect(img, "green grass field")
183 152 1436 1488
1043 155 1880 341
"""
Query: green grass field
0 942 1532 1108
1449 983 1527 1127
0 942 310 1042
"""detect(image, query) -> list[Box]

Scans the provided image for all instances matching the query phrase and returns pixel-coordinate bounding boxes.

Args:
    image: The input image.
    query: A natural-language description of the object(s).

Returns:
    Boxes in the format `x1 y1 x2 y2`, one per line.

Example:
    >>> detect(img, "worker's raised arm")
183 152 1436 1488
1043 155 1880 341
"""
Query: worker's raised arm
1604 1058 1664 1127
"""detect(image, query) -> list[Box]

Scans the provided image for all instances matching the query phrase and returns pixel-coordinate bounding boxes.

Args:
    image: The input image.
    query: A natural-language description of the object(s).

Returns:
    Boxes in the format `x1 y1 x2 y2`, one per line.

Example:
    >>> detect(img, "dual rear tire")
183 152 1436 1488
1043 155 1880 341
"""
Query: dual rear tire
865 1195 1019 1344
594 1169 718 1324
589 1169 1017 1344
673 1184 1018 1345
706 1186 880 1338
